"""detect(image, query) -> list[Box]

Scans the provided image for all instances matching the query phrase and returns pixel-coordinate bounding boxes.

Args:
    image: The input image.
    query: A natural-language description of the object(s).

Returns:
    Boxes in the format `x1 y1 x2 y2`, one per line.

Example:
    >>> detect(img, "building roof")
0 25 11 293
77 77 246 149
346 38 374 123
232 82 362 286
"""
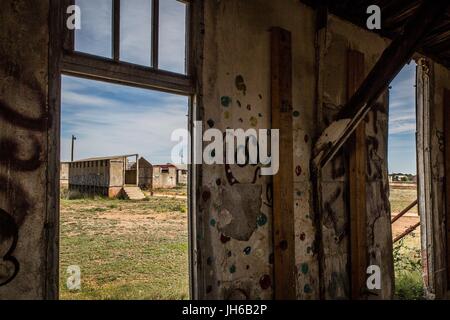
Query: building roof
175 164 188 171
138 157 153 167
130 157 153 169
73 154 138 163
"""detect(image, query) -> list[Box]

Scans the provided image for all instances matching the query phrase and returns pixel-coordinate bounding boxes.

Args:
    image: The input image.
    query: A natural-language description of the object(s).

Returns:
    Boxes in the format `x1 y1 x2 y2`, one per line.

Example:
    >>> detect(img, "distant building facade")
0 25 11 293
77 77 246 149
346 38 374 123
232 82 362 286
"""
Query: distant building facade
153 164 177 189
176 164 188 185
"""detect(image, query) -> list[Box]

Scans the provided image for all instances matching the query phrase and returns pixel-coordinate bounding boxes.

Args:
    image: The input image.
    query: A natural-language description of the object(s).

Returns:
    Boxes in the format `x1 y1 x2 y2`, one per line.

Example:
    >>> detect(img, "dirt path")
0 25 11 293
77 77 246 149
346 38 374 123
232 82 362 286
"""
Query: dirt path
152 193 187 200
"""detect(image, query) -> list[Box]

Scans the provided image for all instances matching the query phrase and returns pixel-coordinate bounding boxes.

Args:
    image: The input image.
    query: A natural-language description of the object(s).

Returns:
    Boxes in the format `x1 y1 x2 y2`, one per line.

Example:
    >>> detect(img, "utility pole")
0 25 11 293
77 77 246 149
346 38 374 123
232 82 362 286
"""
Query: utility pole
71 135 77 162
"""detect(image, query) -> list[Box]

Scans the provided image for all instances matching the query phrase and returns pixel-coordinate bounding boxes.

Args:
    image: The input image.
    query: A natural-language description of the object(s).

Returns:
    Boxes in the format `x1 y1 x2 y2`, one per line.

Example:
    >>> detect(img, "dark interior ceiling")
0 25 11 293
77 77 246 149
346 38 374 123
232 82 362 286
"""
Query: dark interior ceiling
301 0 450 69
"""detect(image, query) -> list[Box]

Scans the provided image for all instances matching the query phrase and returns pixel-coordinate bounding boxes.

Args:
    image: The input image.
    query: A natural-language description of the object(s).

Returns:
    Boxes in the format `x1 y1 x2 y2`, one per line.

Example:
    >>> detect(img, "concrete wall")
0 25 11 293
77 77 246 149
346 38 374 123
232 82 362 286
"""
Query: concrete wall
0 0 50 299
196 0 317 299
68 159 128 198
110 159 125 187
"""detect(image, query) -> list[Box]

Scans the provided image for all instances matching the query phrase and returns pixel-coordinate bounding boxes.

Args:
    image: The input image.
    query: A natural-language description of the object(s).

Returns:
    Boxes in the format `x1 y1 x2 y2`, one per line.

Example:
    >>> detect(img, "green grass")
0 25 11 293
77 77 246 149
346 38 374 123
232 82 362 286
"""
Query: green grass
59 196 189 300
390 186 424 300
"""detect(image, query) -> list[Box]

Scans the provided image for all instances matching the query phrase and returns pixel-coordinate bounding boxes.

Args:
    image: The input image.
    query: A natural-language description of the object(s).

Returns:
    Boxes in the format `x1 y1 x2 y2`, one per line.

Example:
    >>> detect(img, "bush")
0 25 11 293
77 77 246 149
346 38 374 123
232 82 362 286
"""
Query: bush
393 237 425 300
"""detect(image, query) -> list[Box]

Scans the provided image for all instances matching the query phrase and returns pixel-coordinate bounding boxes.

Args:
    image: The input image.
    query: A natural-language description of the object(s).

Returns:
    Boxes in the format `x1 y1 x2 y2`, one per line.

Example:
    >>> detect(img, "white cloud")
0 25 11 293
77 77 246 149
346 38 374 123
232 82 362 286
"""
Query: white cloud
61 76 188 164
389 123 416 134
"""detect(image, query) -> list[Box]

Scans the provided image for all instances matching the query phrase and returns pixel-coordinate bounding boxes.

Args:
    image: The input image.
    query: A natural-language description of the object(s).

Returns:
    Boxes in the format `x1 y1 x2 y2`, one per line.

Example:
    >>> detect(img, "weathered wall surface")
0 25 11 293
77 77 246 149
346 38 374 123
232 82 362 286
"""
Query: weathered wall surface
429 61 450 298
69 161 111 188
198 0 317 299
197 0 395 300
317 15 393 299
0 0 50 299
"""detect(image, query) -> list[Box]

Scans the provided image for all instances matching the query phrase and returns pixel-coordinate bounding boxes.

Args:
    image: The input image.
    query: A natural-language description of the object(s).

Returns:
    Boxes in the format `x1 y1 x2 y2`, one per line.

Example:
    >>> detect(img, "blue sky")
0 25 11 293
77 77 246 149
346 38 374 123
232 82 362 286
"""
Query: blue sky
388 62 417 174
62 0 188 164
61 76 188 164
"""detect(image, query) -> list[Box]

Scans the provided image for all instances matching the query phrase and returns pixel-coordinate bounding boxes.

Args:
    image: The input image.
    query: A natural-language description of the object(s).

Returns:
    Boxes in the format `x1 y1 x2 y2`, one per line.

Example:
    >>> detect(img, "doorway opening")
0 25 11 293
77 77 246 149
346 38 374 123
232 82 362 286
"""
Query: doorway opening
59 75 190 299
388 61 424 299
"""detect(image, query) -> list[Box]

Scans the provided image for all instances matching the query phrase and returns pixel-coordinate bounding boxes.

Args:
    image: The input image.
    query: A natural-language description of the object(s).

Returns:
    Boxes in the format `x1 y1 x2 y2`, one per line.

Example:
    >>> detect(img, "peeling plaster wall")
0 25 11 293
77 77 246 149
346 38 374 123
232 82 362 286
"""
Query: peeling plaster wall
310 15 393 299
198 0 317 299
429 62 450 298
0 0 50 299
198 1 396 300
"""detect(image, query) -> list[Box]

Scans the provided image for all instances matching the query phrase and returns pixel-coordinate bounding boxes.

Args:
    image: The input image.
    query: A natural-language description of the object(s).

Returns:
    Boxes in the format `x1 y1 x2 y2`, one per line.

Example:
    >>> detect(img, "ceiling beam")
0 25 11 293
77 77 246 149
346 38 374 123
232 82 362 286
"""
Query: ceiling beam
382 0 422 30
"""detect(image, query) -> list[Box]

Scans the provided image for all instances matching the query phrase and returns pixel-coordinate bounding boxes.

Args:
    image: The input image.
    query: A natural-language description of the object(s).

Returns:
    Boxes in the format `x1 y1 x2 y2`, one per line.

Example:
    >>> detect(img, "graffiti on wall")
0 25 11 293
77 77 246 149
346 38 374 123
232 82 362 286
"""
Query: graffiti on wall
0 52 46 286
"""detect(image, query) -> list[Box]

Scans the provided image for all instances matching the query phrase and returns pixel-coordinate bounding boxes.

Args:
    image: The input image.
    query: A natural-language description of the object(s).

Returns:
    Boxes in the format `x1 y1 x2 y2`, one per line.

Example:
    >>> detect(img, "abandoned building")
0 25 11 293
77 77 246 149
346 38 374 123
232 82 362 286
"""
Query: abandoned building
153 164 178 189
1 0 450 300
132 157 153 191
67 154 145 200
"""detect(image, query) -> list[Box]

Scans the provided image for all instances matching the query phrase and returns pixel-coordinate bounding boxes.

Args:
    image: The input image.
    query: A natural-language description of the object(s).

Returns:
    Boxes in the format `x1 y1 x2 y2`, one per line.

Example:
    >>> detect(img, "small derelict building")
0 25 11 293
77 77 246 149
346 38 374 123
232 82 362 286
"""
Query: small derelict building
68 154 141 198
153 164 178 189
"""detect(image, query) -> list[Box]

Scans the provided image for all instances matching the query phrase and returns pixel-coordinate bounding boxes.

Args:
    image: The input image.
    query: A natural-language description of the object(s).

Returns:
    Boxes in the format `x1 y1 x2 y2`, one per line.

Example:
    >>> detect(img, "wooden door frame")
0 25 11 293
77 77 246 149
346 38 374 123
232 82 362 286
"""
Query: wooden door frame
47 0 201 299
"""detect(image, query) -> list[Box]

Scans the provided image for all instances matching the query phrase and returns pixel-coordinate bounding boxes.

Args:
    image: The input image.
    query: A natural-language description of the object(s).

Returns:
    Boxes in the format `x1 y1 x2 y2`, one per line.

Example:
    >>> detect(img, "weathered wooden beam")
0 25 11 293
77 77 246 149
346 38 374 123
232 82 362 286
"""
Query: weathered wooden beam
347 49 367 300
312 0 449 171
271 27 296 300
444 88 450 288
47 0 64 300
62 51 194 95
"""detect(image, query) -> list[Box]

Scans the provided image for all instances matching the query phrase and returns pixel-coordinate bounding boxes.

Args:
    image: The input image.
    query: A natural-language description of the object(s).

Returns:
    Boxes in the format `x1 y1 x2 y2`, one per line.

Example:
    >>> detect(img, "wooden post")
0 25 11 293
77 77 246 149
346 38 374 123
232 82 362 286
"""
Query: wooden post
136 154 139 187
444 88 450 288
347 50 367 299
63 0 75 52
271 27 296 300
113 0 121 61
152 0 160 68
